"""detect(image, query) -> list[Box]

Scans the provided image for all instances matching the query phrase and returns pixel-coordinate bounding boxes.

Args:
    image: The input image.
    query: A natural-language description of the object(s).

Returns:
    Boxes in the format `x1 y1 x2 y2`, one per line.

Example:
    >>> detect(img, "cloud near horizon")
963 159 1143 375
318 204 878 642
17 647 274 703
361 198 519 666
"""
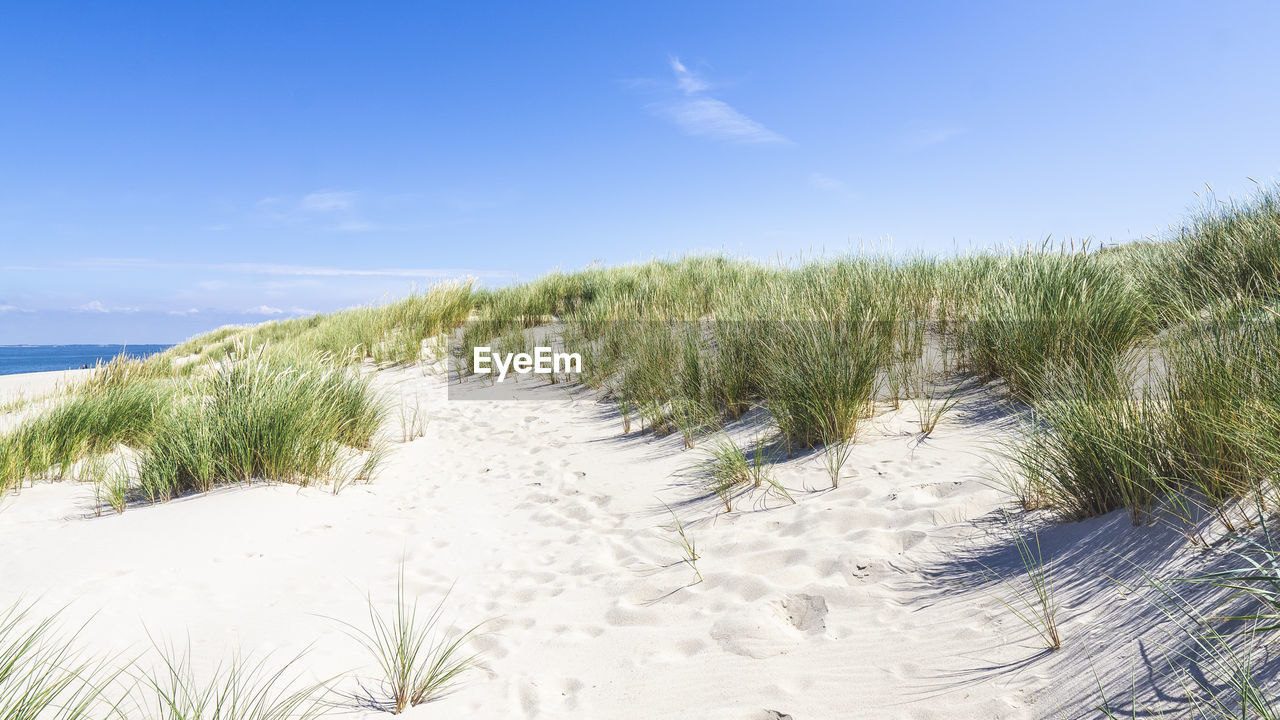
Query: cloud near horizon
76 300 139 314
651 57 788 145
245 304 316 316
9 258 514 280
1 258 516 332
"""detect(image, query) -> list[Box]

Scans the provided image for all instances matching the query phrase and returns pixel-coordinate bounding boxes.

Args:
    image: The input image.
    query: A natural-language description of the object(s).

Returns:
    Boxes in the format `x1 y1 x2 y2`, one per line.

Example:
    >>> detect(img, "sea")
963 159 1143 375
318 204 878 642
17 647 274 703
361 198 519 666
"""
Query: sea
0 345 172 376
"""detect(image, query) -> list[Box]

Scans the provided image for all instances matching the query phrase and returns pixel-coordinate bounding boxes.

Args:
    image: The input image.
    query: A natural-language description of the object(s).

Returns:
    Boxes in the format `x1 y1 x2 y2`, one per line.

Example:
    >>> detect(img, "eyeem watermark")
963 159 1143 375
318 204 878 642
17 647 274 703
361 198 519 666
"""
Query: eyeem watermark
472 346 582 382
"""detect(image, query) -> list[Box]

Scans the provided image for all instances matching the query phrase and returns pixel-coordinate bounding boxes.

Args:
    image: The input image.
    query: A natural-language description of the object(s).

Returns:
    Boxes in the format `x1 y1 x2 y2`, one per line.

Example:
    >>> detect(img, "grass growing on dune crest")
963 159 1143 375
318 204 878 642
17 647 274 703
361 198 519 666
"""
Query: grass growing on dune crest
135 349 386 501
9 184 1280 525
166 282 474 368
0 347 387 507
1008 293 1280 527
951 247 1151 399
0 281 476 502
11 185 1280 528
454 186 1280 531
0 356 176 491
431 190 1280 527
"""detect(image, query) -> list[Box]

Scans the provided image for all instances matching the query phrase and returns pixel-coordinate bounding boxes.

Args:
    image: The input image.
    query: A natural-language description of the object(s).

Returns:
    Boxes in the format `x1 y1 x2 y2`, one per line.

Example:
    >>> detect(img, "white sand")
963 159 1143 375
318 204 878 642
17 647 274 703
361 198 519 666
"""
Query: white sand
0 367 89 408
0 369 92 435
0 367 1229 718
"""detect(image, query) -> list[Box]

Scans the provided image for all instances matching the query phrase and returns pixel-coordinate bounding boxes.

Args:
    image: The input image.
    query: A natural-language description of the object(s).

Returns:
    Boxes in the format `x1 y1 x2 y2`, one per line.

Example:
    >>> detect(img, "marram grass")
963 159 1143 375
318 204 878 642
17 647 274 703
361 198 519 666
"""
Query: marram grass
339 568 482 714
10 185 1280 527
135 348 386 502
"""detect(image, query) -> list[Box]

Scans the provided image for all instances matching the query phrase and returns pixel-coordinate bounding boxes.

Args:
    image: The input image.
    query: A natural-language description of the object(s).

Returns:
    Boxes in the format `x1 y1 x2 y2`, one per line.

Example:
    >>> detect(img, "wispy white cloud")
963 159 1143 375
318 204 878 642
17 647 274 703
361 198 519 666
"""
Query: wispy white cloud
69 257 155 269
167 308 200 316
650 57 788 145
76 300 138 314
656 98 787 145
8 258 514 280
245 305 314 316
252 191 366 232
670 57 708 95
300 191 355 212
215 262 512 279
0 305 17 313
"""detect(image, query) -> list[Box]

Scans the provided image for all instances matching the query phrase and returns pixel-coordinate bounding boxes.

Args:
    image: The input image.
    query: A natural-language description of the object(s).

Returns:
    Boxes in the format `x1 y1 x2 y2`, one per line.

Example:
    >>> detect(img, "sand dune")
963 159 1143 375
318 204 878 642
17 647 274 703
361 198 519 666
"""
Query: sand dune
0 366 1236 718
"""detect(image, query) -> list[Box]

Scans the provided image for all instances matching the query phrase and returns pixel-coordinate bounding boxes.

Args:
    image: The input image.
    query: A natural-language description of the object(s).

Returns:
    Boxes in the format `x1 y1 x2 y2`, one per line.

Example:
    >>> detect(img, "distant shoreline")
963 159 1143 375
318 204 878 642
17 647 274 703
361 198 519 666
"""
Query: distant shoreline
0 344 171 376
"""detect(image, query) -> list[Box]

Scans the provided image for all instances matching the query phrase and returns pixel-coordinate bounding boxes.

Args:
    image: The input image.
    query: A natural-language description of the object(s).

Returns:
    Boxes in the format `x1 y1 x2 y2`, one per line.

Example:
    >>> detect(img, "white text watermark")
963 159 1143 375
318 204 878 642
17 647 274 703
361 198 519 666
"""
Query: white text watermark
472 346 582 382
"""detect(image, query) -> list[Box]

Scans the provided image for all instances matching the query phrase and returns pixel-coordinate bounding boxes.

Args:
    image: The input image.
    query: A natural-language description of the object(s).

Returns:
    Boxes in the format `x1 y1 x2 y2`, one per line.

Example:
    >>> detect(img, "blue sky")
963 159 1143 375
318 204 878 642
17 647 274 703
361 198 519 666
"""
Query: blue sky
4 1 1280 343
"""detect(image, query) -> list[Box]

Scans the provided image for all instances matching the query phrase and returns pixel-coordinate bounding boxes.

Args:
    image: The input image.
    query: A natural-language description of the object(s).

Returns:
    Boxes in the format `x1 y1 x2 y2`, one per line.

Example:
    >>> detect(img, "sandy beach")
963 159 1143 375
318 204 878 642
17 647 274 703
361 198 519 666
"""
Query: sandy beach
0 365 1221 719
0 368 89 404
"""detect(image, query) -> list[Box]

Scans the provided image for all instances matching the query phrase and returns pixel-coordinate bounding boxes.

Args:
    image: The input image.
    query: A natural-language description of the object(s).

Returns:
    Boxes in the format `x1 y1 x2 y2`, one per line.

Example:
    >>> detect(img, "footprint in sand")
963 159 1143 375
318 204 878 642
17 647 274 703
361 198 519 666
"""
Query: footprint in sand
559 678 584 710
709 592 831 658
516 680 541 717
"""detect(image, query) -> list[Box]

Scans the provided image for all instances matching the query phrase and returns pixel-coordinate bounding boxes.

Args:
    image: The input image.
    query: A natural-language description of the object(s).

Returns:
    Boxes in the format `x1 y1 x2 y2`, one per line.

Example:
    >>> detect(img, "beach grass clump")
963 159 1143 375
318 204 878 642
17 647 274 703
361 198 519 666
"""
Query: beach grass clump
1011 292 1280 523
705 317 766 420
123 645 331 720
1007 354 1163 522
1001 189 1280 521
135 349 386 500
683 434 778 512
473 257 908 461
0 356 175 490
981 523 1062 651
952 248 1151 399
1 284 468 501
760 308 884 451
609 319 682 435
1153 305 1280 512
909 359 961 439
661 503 702 583
1149 184 1280 316
341 569 482 714
367 284 475 365
0 603 113 720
